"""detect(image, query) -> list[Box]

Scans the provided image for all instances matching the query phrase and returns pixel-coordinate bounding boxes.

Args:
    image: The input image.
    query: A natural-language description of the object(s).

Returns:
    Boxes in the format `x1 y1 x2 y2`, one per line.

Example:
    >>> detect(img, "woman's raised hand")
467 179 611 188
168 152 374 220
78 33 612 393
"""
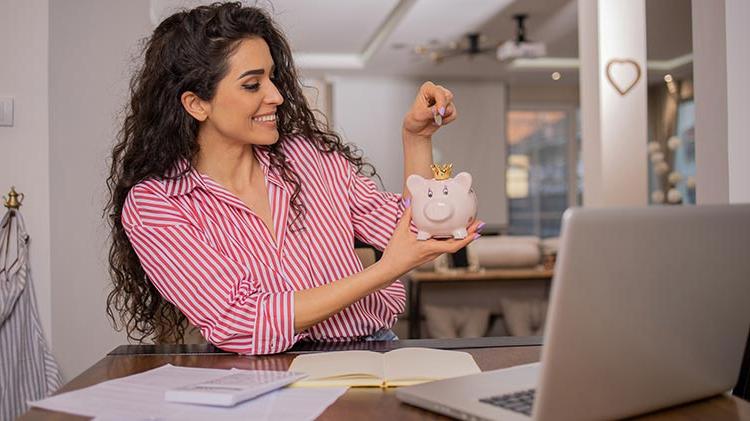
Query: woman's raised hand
402 81 457 138
378 205 482 281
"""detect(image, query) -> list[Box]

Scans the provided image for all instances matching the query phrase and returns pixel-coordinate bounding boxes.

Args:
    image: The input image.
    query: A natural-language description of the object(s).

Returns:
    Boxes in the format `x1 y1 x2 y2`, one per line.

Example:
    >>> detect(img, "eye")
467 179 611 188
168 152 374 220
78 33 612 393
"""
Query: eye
242 83 260 91
427 188 433 198
442 186 449 195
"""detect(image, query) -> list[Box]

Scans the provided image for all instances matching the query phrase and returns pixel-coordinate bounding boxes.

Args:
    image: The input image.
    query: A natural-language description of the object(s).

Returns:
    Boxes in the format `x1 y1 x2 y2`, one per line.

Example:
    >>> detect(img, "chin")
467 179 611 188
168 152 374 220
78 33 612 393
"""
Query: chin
260 133 280 145
249 131 280 146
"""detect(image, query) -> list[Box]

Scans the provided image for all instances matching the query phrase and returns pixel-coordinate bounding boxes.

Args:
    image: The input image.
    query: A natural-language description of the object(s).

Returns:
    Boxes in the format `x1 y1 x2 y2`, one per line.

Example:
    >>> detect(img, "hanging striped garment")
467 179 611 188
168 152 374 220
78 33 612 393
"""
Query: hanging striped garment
0 209 62 420
122 136 407 355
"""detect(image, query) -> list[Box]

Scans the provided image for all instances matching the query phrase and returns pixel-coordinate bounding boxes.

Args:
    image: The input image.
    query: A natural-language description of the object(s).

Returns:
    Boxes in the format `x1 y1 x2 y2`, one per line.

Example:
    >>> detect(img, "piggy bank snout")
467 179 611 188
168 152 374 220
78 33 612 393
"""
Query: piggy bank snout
423 201 454 222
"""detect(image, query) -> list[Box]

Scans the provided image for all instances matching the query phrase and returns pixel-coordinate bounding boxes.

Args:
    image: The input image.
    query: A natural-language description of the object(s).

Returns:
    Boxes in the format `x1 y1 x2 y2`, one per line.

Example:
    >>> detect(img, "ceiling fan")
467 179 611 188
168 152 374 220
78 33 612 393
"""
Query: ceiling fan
411 14 546 64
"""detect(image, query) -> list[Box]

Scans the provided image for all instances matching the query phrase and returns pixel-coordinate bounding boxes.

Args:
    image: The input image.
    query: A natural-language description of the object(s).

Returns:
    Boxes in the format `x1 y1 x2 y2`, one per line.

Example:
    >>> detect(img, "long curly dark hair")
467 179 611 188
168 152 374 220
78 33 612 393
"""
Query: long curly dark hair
106 2 376 343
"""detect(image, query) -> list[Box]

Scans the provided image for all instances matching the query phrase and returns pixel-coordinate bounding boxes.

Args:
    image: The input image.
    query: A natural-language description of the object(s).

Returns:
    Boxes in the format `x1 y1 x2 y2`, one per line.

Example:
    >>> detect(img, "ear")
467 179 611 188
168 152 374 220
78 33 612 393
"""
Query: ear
406 174 426 196
181 91 210 122
453 172 472 192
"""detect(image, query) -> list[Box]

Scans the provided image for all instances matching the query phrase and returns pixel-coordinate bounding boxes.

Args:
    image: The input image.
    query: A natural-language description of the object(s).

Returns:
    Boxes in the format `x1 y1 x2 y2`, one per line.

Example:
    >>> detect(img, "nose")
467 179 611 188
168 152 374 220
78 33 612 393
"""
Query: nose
265 80 284 106
424 201 453 222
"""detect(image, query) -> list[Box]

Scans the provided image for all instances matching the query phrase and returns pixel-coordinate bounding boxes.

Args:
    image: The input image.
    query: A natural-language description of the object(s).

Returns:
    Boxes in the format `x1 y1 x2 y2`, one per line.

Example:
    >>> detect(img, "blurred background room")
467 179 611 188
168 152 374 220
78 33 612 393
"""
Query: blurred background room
1 0 748 385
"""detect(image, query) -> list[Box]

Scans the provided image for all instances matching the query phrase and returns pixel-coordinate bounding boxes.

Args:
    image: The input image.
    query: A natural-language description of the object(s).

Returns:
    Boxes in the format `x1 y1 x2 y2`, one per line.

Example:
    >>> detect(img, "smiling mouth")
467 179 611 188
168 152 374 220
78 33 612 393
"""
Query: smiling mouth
252 114 276 123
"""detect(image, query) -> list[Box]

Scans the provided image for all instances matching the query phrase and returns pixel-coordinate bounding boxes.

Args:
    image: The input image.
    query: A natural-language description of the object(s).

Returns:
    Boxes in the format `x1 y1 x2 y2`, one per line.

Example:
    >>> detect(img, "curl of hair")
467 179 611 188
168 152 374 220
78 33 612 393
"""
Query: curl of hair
105 2 377 343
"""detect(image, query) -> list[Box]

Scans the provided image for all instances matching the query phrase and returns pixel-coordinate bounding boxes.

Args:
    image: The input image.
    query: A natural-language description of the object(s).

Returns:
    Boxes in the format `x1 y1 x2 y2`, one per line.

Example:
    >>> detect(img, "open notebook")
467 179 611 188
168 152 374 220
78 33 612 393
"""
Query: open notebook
288 347 481 388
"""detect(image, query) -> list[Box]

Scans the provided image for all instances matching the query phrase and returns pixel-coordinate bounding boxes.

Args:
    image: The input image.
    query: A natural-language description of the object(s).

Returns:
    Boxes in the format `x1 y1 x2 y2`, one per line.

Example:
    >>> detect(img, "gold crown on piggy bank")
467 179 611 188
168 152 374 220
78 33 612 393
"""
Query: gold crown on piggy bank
430 163 453 181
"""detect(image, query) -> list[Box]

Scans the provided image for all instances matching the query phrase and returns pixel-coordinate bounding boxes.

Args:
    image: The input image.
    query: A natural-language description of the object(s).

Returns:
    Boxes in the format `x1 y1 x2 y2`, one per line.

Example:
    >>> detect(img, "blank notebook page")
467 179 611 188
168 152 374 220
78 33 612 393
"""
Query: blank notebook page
289 351 384 380
384 348 481 381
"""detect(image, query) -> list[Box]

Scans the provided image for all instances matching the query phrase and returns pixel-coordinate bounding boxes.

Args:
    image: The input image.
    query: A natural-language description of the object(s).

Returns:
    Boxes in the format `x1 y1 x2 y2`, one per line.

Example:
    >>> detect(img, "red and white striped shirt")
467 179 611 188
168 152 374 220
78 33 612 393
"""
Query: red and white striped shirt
122 136 406 355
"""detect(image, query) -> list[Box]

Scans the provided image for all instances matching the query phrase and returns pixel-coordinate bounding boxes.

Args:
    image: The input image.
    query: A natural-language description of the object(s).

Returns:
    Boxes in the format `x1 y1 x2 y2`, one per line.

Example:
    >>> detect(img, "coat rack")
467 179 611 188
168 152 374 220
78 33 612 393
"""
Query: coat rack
3 186 23 210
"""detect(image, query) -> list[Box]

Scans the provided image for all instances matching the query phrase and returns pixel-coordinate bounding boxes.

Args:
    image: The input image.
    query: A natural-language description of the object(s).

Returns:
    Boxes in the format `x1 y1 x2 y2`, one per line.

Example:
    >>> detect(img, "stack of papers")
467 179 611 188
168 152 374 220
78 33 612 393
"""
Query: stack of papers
30 364 347 421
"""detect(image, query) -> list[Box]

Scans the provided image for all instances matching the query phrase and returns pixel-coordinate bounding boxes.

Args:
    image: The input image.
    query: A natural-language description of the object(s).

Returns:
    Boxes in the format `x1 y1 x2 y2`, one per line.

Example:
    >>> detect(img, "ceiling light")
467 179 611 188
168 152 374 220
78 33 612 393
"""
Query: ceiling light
551 72 561 81
664 74 673 83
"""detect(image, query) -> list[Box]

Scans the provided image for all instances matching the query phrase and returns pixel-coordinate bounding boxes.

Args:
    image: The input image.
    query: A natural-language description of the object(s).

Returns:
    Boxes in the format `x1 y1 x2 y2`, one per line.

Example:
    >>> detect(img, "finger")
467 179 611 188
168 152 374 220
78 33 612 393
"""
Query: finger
425 221 483 254
395 204 413 233
421 83 450 119
419 81 436 105
468 218 483 232
432 88 450 119
441 103 458 124
442 231 480 253
450 232 479 253
440 87 454 103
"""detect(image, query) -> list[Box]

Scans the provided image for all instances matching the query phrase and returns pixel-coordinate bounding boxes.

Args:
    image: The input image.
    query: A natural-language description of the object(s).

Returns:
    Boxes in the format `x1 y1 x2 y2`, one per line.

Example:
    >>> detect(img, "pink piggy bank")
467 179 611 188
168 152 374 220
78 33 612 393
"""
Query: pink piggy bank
406 165 477 240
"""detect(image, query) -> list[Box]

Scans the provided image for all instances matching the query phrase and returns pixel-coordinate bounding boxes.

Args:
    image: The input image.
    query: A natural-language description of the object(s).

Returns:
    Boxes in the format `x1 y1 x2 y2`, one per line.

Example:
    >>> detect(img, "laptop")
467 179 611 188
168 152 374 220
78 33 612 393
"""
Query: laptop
396 205 750 421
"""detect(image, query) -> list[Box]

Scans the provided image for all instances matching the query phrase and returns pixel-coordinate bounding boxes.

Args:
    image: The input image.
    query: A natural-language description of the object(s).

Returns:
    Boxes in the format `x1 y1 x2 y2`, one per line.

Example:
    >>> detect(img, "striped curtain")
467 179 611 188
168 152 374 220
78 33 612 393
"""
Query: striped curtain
0 209 61 420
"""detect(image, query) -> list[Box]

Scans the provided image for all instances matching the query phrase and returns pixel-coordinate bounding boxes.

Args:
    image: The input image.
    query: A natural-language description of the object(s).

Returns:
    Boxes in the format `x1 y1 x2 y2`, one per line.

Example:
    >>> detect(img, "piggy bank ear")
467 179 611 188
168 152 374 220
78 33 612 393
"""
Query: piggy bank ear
454 172 473 192
406 174 426 196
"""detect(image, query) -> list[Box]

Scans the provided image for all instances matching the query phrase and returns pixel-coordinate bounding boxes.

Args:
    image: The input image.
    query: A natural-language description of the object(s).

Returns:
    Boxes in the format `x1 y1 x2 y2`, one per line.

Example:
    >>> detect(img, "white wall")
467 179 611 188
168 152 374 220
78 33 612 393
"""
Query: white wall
330 76 508 226
49 0 151 380
430 81 507 226
692 0 750 204
330 76 417 193
0 0 52 343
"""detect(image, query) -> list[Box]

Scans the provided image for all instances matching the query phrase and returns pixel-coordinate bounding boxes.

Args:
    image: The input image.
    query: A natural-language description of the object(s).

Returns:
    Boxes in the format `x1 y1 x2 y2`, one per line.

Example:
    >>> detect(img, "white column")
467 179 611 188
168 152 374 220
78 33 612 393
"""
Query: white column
693 0 750 205
578 0 648 206
725 0 750 204
692 1 728 204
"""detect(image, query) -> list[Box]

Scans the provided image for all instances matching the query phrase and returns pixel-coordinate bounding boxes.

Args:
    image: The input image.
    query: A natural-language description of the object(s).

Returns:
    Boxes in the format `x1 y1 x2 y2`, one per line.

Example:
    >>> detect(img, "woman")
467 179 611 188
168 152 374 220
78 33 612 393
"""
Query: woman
106 2 482 354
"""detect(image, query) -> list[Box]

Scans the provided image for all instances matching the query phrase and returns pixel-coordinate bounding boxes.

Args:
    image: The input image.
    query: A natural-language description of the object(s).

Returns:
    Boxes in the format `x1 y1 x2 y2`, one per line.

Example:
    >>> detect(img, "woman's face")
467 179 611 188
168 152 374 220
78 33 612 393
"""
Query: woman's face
200 37 284 146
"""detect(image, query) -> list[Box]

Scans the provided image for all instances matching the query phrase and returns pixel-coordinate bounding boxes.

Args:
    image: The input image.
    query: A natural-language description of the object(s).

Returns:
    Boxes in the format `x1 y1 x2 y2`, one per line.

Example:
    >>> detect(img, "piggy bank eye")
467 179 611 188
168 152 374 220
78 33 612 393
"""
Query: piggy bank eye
442 186 449 195
427 188 433 198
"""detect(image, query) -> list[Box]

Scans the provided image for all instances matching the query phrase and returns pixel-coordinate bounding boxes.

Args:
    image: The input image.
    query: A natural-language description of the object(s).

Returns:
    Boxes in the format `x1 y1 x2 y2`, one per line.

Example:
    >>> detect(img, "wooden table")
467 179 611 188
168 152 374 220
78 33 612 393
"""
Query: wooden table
19 337 750 420
407 267 554 338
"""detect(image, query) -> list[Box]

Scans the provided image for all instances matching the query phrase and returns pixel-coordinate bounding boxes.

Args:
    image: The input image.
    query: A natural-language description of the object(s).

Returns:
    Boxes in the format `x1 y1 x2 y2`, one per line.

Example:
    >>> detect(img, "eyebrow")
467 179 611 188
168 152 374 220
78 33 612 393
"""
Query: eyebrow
237 65 275 80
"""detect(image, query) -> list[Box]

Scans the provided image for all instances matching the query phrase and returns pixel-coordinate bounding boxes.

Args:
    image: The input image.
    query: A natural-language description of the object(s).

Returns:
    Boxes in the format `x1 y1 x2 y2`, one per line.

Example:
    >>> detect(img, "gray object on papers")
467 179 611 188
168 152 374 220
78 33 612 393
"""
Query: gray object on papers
165 370 306 406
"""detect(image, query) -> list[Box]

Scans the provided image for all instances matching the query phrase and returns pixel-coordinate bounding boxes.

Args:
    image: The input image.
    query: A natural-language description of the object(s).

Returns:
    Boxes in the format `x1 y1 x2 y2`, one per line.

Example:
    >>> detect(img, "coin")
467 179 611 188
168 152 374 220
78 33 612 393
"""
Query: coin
434 112 443 126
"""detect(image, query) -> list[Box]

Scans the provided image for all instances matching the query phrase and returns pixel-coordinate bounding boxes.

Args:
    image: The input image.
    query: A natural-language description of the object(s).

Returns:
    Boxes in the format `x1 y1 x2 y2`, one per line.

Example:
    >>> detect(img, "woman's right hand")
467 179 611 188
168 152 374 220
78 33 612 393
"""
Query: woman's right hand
378 205 483 281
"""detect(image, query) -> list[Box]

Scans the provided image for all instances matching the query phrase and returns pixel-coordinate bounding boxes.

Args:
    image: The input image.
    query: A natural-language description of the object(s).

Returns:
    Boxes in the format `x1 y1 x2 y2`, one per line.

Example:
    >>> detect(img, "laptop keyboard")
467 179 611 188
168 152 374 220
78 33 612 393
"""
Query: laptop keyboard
479 388 536 416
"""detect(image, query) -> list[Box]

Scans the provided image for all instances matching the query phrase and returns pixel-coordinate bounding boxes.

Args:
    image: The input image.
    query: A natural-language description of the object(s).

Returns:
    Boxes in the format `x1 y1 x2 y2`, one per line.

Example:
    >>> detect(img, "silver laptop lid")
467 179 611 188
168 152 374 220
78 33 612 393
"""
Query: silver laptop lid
535 205 750 421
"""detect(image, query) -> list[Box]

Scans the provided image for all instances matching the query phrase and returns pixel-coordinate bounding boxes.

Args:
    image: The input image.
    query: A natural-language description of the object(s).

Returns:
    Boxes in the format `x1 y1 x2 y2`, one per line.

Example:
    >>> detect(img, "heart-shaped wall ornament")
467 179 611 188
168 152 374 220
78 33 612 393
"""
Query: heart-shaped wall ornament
605 59 642 96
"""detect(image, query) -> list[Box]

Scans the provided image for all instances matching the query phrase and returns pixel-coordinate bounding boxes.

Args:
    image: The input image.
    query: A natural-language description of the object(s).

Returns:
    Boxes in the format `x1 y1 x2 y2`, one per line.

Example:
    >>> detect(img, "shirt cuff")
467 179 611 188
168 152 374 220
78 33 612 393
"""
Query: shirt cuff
252 290 296 354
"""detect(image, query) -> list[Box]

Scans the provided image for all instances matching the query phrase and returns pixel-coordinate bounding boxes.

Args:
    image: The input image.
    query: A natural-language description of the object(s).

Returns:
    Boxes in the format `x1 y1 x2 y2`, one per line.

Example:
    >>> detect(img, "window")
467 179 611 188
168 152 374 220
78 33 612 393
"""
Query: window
506 108 580 238
673 99 695 204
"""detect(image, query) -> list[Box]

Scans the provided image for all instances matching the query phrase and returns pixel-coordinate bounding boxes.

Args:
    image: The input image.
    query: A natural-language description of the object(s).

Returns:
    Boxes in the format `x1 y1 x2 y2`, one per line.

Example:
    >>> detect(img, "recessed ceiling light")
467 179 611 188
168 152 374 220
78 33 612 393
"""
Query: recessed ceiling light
664 74 673 83
551 72 561 81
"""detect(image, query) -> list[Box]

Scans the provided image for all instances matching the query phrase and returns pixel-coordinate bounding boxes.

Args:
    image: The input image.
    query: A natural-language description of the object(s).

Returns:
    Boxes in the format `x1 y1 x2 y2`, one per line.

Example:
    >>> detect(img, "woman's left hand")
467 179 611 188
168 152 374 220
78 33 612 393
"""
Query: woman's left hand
402 81 457 138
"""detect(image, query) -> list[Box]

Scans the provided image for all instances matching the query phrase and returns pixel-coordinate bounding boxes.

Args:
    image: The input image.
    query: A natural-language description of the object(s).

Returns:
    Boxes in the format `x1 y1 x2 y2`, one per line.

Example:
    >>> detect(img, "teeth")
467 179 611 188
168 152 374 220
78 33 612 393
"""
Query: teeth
253 114 276 122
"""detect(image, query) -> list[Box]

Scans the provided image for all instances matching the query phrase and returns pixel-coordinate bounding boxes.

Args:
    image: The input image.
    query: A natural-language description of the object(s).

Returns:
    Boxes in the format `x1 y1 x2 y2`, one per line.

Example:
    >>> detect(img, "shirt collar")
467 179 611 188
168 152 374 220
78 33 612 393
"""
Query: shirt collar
252 145 294 192
162 159 202 197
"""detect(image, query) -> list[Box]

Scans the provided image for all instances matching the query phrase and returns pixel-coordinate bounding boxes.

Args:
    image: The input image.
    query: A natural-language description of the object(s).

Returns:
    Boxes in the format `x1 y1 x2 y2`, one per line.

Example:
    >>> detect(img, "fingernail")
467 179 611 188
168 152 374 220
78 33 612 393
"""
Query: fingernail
473 233 481 240
439 106 446 117
477 222 486 232
403 198 411 208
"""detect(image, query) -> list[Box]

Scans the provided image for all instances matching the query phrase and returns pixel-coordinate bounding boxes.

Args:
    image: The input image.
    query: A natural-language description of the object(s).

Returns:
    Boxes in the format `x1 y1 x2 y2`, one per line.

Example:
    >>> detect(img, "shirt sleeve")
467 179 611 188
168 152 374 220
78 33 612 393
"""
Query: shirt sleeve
345 163 407 320
121 185 297 355
346 167 405 251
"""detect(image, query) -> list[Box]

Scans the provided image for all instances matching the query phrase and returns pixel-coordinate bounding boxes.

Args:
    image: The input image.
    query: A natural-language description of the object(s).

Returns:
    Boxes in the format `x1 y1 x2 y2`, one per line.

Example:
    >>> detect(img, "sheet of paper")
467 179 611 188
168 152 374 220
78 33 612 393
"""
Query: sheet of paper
30 364 347 421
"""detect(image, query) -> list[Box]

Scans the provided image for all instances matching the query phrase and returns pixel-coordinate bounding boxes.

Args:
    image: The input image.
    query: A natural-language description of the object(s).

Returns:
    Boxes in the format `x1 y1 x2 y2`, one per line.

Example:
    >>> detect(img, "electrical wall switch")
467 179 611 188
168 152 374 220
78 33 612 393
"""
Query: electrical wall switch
0 97 14 127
